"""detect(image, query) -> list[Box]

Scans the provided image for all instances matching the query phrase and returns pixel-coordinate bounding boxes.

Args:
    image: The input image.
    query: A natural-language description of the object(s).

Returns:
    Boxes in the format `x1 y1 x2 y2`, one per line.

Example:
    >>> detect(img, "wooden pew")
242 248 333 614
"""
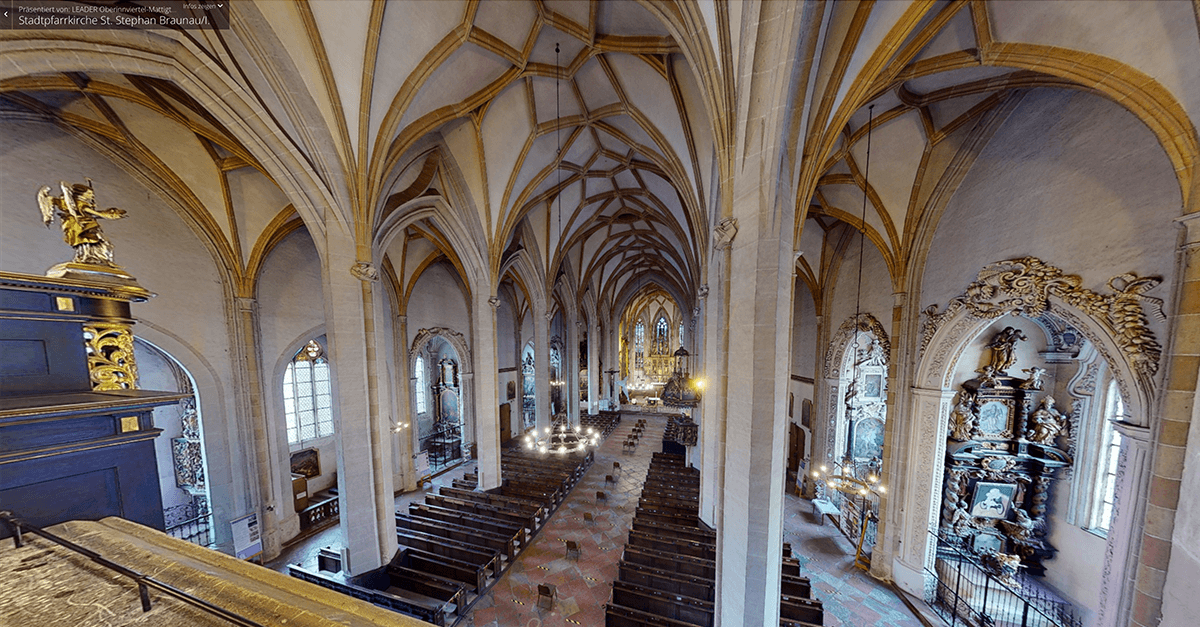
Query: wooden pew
632 518 716 545
408 502 527 544
611 580 714 627
627 529 716 560
289 563 457 627
780 594 824 625
618 561 714 602
623 544 715 579
396 528 502 577
606 603 703 627
781 574 812 599
395 512 518 558
439 486 545 523
424 493 537 533
386 563 466 611
396 546 488 594
634 506 701 528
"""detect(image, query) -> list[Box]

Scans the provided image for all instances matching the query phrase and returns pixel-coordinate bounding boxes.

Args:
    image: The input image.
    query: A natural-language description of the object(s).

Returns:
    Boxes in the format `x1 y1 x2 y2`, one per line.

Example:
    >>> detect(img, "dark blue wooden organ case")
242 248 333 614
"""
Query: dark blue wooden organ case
0 271 186 535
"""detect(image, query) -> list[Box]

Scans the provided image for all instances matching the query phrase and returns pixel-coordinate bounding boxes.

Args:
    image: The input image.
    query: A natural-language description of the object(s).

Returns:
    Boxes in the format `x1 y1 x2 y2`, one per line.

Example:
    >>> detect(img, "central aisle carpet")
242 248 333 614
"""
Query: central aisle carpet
466 413 664 627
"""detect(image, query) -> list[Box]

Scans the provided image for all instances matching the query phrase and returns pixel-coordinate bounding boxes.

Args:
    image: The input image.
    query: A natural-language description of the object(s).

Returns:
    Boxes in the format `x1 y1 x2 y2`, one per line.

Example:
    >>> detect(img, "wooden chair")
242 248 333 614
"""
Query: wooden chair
583 512 595 523
596 491 608 502
605 474 615 485
612 461 621 475
537 583 556 610
565 540 581 560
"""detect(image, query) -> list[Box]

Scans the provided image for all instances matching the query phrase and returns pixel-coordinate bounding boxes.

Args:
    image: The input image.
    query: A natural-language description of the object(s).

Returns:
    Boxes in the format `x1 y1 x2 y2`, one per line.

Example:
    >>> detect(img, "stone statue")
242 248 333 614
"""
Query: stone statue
1019 366 1047 390
948 393 977 441
949 504 977 537
982 326 1027 375
999 507 1036 543
1027 396 1067 444
38 180 127 266
980 551 1023 587
856 338 886 367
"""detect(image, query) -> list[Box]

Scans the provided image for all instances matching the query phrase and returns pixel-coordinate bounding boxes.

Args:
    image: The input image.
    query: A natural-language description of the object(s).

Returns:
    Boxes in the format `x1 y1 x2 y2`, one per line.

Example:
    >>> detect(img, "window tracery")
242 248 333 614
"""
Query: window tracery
283 339 333 445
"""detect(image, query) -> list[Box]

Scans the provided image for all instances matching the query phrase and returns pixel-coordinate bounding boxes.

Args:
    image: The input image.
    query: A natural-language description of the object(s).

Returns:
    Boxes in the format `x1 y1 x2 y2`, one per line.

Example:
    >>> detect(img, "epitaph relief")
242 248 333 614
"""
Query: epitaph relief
939 327 1073 577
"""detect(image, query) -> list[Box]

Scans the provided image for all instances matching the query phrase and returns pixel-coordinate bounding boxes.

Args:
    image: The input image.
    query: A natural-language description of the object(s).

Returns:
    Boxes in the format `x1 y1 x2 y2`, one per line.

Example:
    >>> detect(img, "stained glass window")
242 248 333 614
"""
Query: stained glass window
283 339 333 445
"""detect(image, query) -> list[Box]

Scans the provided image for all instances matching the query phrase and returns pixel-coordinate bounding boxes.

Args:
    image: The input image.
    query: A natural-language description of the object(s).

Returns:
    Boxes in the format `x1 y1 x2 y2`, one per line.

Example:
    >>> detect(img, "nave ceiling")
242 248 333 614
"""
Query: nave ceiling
1 0 1197 319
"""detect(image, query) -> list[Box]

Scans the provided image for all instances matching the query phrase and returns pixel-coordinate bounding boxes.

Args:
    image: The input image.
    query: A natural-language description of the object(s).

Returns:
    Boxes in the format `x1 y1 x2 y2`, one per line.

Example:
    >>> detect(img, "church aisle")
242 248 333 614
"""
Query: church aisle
467 412 666 627
782 492 927 627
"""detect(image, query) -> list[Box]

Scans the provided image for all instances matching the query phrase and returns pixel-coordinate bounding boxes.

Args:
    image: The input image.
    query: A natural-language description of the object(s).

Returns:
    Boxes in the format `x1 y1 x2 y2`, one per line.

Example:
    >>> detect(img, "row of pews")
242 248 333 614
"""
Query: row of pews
607 451 717 627
582 409 622 438
290 424 609 627
779 542 824 626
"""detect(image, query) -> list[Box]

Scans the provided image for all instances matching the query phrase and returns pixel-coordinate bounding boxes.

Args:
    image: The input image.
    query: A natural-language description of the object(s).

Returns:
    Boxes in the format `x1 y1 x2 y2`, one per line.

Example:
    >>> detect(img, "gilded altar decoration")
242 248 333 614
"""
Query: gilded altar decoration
38 179 125 266
920 257 1163 393
35 179 150 293
83 322 139 390
938 322 1074 578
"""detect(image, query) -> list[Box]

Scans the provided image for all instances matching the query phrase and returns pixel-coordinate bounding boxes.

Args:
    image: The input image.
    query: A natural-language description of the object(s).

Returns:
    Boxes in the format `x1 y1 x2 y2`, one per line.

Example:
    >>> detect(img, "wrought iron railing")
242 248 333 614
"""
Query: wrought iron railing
925 531 1081 627
164 500 212 547
0 511 263 627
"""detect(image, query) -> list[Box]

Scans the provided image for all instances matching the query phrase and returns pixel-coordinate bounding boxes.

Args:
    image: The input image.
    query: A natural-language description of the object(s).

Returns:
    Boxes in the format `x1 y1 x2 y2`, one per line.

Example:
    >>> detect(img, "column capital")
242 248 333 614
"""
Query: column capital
713 217 738 251
396 314 407 323
1175 211 1200 247
698 285 709 299
893 291 908 308
350 261 379 282
236 297 257 312
488 296 500 311
544 311 554 322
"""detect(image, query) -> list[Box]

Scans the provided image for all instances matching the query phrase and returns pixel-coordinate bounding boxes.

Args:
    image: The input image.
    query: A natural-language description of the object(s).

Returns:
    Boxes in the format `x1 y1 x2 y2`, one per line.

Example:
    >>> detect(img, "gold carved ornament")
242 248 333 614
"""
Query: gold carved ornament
84 323 139 391
922 257 1163 391
38 180 126 266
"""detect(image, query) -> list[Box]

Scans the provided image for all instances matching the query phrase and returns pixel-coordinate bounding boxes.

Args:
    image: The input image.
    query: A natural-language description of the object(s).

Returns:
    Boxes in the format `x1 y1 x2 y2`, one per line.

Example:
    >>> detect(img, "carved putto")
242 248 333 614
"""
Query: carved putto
38 179 126 266
1019 367 1046 390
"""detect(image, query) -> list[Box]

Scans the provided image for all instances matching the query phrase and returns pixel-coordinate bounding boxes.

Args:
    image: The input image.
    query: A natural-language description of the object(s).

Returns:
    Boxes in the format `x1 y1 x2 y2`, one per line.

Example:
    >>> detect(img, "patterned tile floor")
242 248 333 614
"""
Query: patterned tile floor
268 414 929 627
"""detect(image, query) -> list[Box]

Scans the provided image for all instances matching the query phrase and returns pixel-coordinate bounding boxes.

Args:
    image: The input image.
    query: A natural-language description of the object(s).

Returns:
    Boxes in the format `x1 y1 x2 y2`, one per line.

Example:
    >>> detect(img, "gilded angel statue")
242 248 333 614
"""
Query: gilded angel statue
38 180 127 266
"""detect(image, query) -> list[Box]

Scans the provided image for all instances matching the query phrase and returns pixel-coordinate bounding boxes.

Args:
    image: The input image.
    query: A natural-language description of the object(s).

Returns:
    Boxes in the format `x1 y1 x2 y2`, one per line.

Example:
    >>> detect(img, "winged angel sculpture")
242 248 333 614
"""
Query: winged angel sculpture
38 179 127 266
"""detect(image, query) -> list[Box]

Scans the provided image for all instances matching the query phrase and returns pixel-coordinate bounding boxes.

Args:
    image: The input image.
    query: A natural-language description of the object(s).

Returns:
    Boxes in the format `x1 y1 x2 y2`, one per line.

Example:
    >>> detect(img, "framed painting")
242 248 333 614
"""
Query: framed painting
290 448 320 479
970 482 1017 519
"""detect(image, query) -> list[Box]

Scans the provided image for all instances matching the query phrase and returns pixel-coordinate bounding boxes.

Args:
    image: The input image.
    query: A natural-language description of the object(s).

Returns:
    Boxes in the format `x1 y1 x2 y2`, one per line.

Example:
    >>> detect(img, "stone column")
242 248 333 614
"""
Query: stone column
393 314 417 492
1142 212 1200 627
566 316 580 425
534 306 552 433
893 386 954 596
871 291 908 580
587 315 600 414
712 202 796 627
323 245 396 576
471 295 502 490
1097 422 1153 627
228 295 282 557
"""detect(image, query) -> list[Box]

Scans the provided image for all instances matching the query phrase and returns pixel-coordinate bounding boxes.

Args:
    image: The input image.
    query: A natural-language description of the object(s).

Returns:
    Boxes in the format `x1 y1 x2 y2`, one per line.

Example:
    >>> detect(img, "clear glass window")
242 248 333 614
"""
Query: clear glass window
283 339 333 445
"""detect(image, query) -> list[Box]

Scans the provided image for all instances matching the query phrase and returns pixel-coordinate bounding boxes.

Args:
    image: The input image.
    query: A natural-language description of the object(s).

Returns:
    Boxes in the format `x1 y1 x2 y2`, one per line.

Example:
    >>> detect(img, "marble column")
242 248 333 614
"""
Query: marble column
471 294 501 490
534 306 551 433
322 245 396 576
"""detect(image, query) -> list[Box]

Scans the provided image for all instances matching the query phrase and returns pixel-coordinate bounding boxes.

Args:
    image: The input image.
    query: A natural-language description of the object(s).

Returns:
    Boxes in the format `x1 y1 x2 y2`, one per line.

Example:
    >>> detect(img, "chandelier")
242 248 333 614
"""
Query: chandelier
524 424 600 455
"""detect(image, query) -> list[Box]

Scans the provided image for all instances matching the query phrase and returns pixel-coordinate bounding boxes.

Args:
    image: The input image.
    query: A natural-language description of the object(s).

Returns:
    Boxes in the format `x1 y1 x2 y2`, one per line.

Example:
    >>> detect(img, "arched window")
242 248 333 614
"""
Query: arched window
1090 379 1125 534
654 316 669 354
679 321 685 347
283 339 333 445
634 320 645 350
414 354 428 414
